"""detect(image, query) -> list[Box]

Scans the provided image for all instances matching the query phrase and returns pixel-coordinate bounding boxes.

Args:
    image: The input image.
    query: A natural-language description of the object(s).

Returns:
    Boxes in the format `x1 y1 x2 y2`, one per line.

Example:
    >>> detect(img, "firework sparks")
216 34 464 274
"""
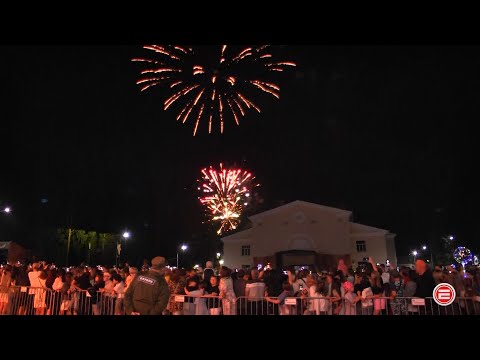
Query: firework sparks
198 164 258 235
133 45 295 135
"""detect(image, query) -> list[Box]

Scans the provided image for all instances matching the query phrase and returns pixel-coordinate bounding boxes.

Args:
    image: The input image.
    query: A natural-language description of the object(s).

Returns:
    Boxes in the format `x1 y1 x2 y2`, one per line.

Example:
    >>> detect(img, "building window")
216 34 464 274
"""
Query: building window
241 245 251 256
356 241 367 253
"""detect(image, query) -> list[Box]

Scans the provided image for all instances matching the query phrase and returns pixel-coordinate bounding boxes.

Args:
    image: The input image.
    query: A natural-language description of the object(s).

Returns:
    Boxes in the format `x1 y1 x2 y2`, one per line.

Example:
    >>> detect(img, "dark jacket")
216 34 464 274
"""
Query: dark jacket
414 270 436 298
124 269 170 315
203 268 215 285
233 278 247 297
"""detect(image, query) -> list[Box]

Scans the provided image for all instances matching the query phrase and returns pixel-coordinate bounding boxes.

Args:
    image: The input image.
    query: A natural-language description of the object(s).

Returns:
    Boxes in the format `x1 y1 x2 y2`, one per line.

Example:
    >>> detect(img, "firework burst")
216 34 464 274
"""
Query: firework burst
133 45 295 135
198 163 258 235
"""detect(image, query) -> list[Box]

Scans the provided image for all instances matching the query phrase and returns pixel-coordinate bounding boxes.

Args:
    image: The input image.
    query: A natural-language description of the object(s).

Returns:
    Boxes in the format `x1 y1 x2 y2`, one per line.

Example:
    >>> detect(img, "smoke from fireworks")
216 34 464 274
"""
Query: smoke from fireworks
133 45 295 135
198 163 258 235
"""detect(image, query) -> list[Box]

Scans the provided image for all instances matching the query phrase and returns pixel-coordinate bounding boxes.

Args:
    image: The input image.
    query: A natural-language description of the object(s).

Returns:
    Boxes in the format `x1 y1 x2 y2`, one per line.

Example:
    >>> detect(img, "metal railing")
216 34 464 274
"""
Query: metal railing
1 286 479 315
1 286 121 315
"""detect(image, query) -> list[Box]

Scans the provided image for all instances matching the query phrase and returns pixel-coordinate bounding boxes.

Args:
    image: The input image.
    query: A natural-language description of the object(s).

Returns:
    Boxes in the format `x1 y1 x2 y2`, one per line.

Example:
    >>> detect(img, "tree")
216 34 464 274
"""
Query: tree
435 235 455 266
56 228 117 266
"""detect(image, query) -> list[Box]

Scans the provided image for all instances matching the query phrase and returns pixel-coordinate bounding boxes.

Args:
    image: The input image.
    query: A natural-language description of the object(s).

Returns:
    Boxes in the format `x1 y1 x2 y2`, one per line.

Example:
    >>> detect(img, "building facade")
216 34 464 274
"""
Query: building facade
221 200 396 271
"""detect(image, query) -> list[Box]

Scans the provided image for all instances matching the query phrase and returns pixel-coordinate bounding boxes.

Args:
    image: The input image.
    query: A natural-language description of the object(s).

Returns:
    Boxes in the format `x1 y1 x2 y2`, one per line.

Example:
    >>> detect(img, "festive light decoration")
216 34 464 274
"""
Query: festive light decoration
473 255 479 266
198 163 258 235
453 246 473 264
133 45 295 135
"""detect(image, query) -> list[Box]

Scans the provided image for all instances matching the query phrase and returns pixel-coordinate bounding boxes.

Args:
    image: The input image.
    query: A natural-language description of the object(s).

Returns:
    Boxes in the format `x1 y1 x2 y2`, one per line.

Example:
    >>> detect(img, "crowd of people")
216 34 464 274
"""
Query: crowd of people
1 256 479 315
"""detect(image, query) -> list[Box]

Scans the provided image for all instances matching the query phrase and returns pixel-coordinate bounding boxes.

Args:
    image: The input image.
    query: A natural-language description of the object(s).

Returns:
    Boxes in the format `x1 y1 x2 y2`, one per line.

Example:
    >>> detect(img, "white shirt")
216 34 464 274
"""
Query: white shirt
361 287 374 308
28 270 43 294
308 285 329 314
292 278 307 294
103 280 114 297
52 277 64 291
381 272 390 286
246 281 265 300
113 282 125 299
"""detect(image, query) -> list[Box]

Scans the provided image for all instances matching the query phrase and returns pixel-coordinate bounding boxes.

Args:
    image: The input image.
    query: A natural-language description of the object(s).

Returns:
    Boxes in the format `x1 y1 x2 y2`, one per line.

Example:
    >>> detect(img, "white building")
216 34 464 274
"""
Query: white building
221 200 396 271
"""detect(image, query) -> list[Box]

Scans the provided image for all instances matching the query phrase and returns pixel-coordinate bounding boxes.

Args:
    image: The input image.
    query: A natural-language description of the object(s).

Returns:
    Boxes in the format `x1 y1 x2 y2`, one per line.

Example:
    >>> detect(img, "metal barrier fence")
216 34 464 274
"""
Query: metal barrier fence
1 286 119 315
1 286 479 315
169 295 480 315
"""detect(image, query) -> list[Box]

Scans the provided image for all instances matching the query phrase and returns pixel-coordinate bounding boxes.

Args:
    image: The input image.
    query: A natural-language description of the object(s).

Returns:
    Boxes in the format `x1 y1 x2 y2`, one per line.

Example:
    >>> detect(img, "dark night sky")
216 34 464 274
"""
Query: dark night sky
0 45 478 261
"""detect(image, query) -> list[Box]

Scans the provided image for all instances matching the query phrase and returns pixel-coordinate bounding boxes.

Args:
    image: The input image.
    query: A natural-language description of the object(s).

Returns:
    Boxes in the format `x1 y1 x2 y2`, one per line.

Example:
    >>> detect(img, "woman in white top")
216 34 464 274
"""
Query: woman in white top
343 281 360 315
292 269 309 295
184 281 209 315
32 270 48 315
0 265 13 315
307 277 329 315
112 273 125 315
219 266 236 315
100 272 115 315
51 269 65 315
358 276 374 315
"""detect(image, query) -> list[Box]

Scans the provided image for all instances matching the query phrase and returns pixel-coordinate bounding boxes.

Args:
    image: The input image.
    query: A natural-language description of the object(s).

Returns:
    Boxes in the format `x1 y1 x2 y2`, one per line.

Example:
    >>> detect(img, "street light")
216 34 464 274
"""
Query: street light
177 244 188 268
422 245 427 250
449 235 454 241
216 252 221 259
116 231 131 268
412 250 418 263
3 207 11 213
122 231 131 259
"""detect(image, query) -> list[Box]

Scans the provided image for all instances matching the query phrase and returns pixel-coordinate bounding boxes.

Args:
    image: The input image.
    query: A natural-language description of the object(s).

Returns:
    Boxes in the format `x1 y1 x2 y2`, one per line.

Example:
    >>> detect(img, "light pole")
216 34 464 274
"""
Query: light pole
177 244 188 268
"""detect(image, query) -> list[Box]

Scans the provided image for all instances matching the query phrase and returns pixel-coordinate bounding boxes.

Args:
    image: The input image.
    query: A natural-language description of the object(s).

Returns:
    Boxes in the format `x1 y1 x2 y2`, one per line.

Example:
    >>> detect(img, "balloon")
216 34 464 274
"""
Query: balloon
453 247 473 264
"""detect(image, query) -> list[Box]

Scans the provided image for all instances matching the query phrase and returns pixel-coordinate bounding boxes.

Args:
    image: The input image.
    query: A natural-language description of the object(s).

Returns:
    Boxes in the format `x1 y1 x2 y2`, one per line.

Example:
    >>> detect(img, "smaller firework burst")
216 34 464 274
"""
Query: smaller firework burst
198 163 258 235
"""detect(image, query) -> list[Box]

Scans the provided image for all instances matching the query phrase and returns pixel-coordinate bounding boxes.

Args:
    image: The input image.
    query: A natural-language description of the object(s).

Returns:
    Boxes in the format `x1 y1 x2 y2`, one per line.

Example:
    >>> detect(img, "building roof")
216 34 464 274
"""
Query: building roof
350 222 389 235
221 201 395 242
248 200 351 221
222 228 252 242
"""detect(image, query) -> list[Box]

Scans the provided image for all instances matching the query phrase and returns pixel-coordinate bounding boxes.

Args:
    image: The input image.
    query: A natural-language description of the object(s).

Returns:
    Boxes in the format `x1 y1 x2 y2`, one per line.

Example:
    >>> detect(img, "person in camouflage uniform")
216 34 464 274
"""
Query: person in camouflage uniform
124 256 170 315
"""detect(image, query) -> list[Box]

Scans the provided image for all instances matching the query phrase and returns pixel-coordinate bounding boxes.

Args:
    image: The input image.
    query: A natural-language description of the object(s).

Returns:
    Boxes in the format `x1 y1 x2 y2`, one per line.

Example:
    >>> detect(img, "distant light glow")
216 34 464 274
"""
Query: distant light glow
4 207 11 213
412 251 418 256
181 244 188 251
219 259 224 265
422 246 427 250
123 232 131 239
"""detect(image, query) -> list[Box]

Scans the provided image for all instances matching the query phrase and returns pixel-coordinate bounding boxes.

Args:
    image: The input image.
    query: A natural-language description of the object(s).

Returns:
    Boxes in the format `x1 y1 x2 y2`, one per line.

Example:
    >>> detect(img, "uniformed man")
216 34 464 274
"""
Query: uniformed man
124 256 170 315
